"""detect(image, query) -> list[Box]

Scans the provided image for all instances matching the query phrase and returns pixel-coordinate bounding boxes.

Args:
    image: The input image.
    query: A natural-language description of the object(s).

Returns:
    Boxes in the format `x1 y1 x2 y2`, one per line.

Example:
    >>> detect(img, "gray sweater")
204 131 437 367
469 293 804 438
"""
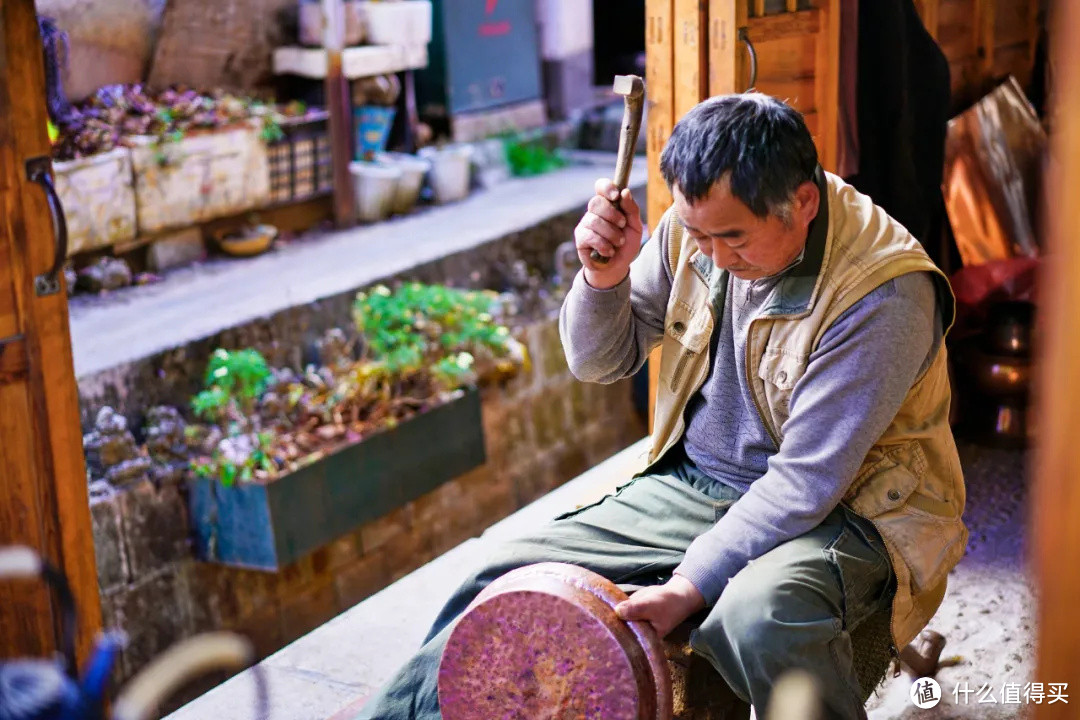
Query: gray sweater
559 212 942 604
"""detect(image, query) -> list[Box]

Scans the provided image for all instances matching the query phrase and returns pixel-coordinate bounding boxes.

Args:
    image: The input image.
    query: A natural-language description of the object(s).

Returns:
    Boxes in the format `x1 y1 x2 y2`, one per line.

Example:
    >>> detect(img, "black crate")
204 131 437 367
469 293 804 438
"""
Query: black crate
267 109 334 205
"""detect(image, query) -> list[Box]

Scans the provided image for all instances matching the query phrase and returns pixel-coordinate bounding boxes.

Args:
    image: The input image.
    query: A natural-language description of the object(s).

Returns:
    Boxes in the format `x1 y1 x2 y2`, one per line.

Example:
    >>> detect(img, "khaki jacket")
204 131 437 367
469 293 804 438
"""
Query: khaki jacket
644 171 967 650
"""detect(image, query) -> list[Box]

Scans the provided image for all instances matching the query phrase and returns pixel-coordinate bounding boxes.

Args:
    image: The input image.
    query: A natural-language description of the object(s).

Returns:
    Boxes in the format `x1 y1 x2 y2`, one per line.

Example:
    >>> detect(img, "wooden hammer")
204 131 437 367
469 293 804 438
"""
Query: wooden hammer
591 74 646 265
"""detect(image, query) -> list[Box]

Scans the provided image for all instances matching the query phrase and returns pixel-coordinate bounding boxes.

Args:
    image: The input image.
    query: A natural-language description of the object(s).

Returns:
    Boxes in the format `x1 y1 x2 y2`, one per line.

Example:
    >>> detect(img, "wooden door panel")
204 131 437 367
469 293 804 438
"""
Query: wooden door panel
751 75 816 112
752 32 816 82
0 256 18 338
0 0 101 663
0 379 55 658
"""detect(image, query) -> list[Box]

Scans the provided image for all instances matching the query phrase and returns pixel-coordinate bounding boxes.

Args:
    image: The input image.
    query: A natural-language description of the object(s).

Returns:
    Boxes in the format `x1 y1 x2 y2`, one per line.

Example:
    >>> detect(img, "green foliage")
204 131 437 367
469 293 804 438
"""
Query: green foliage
353 283 510 387
199 348 271 415
190 348 273 486
190 284 524 487
503 136 566 177
259 114 285 144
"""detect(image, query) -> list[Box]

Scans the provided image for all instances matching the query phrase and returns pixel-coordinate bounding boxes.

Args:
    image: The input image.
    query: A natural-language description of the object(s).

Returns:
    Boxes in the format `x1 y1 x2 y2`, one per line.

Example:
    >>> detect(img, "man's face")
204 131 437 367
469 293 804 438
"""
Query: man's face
672 178 819 281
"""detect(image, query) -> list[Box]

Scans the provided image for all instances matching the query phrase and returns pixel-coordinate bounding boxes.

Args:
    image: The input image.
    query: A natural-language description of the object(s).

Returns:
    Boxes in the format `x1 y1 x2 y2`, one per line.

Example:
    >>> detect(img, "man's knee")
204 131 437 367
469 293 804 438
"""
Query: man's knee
700 572 841 656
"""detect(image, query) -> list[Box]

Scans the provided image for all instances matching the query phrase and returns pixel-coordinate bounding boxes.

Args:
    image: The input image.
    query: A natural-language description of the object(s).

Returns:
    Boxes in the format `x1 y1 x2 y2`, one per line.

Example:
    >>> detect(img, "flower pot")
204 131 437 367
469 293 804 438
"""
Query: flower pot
349 160 402 222
187 389 485 570
377 152 430 214
357 0 432 45
420 145 472 205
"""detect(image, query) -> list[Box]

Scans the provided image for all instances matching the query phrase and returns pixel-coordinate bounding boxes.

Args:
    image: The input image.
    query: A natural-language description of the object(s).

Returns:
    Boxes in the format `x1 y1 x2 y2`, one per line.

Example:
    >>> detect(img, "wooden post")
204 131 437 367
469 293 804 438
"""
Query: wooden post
708 0 747 96
1032 1 1080 716
674 0 709 117
814 0 840 172
323 0 356 227
646 0 676 431
0 0 101 663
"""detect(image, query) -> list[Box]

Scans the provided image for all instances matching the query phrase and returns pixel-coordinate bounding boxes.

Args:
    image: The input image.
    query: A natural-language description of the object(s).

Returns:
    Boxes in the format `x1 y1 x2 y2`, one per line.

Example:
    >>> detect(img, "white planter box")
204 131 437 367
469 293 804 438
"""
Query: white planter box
54 148 137 255
130 122 270 234
358 1 432 46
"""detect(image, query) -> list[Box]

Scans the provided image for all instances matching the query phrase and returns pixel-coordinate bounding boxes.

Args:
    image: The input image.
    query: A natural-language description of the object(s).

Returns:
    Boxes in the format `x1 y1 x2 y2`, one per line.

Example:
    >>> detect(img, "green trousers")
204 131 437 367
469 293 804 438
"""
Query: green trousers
354 449 895 719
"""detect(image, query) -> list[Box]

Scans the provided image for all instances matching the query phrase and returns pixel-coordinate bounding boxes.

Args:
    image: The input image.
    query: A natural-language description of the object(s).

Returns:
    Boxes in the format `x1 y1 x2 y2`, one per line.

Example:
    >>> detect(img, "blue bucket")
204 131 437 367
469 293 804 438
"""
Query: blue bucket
354 105 397 160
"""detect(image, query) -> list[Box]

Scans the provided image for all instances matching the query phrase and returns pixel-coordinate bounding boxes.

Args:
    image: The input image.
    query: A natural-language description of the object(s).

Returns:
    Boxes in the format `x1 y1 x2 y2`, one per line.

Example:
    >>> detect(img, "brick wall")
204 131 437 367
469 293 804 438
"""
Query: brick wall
89 312 646 705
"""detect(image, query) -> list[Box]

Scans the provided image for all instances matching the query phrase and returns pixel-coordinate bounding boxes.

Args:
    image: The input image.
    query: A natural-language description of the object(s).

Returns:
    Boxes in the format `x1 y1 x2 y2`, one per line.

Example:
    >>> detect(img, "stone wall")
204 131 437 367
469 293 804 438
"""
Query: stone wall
89 314 645 704
80 198 650 706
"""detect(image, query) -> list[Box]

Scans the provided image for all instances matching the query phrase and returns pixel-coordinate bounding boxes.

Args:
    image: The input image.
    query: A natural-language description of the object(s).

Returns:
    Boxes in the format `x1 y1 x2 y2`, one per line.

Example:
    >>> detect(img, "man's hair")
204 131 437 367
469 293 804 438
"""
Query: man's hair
659 93 818 221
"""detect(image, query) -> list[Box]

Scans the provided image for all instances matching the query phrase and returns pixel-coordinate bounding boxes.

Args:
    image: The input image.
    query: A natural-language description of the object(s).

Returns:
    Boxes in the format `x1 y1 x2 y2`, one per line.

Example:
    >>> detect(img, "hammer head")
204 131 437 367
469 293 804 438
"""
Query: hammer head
612 74 645 99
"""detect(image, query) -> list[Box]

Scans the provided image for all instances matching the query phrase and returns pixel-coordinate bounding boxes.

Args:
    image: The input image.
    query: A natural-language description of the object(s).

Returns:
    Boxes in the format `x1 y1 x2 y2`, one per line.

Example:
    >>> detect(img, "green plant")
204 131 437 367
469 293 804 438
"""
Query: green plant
259 114 285 144
186 284 526 487
502 136 566 177
190 349 273 486
193 348 272 422
353 283 512 389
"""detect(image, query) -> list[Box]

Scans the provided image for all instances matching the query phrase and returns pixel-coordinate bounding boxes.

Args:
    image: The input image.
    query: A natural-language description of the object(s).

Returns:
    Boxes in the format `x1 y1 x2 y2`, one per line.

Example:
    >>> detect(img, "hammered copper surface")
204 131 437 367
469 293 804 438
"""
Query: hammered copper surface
438 563 673 720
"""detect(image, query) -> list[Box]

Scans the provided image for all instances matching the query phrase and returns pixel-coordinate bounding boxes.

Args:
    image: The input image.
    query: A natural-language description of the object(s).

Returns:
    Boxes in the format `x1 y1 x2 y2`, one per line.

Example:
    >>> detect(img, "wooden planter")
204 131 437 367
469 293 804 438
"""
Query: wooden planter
188 389 485 571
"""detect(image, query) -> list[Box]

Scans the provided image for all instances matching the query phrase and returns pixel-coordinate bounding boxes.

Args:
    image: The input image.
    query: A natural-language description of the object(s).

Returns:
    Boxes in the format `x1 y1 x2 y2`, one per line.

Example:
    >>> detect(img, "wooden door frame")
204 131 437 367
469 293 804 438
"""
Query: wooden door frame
0 0 101 663
1032 1 1080 716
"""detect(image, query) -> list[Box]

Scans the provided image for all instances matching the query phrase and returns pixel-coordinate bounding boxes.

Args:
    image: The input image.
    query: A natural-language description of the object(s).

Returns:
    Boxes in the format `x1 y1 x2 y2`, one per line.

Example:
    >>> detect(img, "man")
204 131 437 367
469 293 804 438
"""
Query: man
356 94 967 720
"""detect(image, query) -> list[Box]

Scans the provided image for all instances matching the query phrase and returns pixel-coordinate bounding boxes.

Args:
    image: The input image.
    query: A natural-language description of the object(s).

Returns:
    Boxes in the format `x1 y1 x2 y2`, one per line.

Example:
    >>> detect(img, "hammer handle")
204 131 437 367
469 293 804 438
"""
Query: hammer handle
592 91 645 264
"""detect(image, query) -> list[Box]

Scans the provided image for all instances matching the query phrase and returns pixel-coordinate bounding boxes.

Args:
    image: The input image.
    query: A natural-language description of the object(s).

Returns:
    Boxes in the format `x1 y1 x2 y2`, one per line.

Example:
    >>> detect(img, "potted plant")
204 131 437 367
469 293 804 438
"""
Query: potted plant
419 144 473 204
185 282 526 569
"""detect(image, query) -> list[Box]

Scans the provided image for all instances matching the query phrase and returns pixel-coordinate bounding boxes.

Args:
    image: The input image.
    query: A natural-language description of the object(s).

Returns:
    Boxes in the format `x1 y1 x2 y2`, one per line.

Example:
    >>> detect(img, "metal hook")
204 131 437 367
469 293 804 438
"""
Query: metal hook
738 28 758 92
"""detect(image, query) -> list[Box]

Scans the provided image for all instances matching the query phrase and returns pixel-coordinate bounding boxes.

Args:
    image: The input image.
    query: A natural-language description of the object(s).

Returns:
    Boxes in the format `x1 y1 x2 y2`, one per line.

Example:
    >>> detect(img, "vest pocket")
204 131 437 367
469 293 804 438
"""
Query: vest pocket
666 302 712 393
874 504 967 594
846 441 968 594
755 350 807 428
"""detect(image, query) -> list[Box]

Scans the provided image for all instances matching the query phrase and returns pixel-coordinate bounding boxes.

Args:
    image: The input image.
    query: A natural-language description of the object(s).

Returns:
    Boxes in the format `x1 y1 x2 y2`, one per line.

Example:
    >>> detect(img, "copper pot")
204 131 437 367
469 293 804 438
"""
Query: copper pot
984 301 1035 357
439 563 672 720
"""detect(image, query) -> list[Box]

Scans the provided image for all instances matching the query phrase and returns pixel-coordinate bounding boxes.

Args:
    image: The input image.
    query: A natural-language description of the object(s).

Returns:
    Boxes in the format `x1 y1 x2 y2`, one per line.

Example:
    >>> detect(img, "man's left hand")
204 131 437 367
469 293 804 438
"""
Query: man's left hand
614 575 706 639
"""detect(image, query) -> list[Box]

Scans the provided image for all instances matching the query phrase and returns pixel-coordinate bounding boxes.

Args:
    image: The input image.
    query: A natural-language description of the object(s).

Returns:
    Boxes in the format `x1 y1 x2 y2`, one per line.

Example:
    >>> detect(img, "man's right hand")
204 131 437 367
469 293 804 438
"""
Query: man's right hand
574 179 644 289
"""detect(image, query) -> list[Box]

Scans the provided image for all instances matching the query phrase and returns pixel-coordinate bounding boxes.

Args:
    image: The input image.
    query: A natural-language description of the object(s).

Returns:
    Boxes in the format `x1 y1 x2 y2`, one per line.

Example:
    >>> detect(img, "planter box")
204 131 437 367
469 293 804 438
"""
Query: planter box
130 122 270 234
188 389 485 570
358 1 432 46
54 148 137 255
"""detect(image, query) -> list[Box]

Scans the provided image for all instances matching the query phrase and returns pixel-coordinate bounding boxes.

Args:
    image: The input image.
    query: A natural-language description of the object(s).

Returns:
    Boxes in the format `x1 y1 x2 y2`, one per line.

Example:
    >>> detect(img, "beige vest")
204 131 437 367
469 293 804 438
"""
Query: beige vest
644 172 967 650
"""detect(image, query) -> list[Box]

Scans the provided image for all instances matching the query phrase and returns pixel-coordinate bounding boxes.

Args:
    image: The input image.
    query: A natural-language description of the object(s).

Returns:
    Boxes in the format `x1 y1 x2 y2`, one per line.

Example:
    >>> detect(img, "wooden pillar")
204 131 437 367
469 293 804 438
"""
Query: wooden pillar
814 0 841 173
323 0 356 227
0 0 101 663
646 0 676 431
708 0 746 96
674 0 709 116
1032 1 1080 716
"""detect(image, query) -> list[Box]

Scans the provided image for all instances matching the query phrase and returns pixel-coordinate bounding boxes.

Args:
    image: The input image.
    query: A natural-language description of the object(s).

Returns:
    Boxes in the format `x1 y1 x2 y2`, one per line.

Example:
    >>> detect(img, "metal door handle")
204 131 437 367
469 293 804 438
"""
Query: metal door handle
738 28 758 91
26 156 68 296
